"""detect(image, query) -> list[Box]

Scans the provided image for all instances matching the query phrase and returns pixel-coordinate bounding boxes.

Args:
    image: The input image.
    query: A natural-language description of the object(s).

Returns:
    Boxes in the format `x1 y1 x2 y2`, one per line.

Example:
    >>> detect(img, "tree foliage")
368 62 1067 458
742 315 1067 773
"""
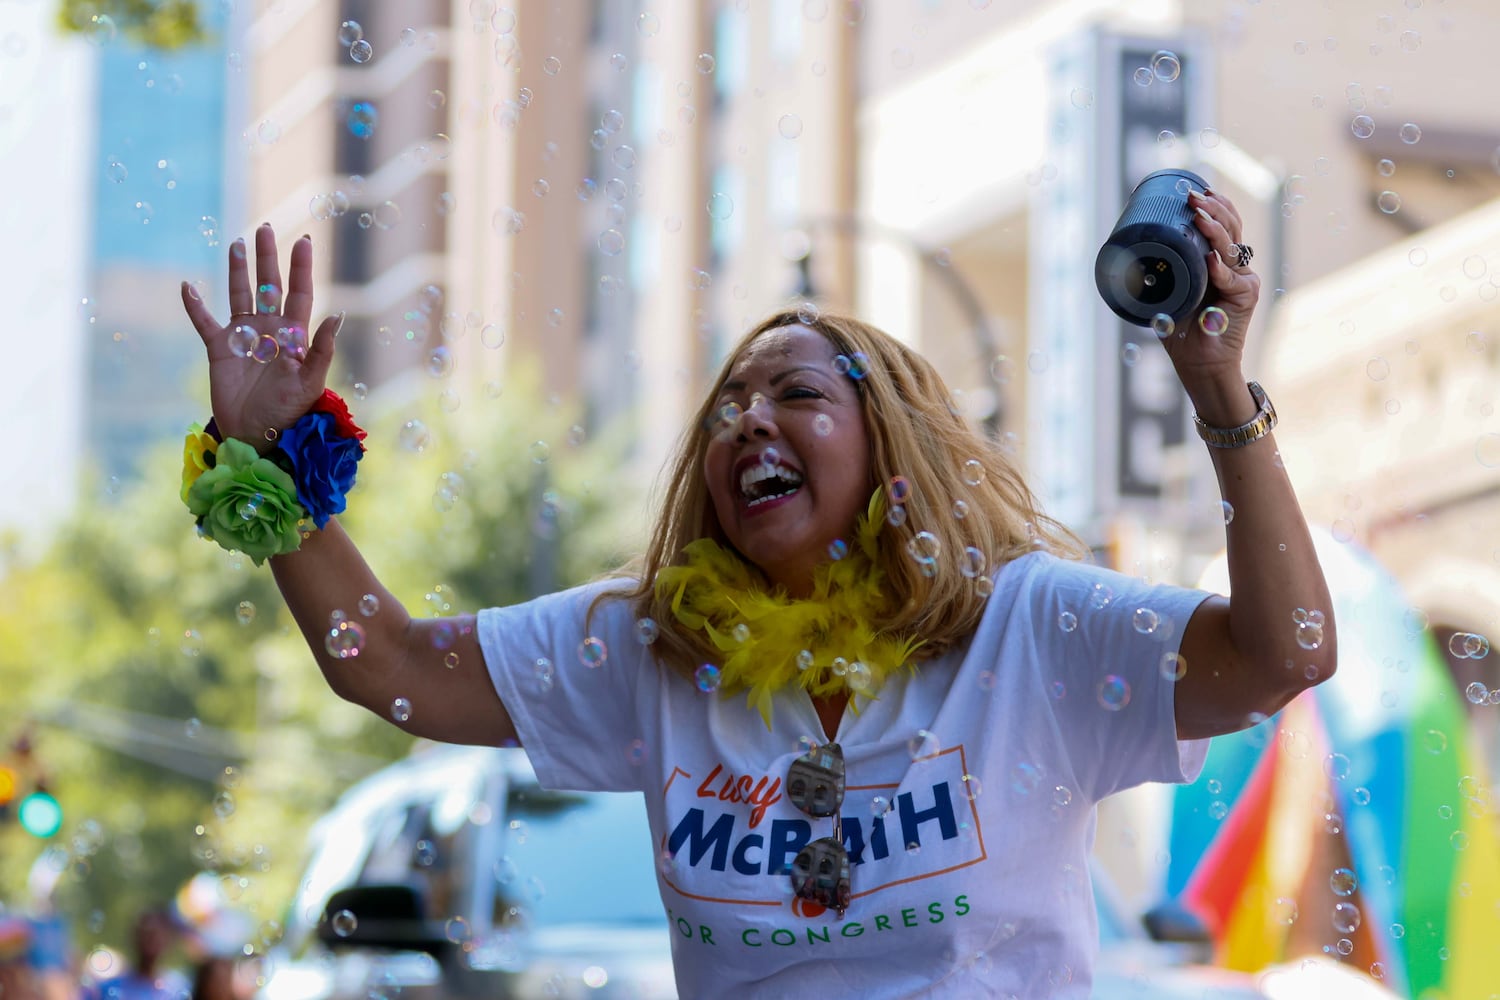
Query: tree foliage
0 372 643 959
57 0 208 50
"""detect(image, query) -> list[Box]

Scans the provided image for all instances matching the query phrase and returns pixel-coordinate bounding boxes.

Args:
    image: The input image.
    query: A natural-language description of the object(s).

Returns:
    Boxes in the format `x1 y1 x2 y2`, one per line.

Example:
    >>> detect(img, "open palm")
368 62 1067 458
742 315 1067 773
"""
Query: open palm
181 224 342 448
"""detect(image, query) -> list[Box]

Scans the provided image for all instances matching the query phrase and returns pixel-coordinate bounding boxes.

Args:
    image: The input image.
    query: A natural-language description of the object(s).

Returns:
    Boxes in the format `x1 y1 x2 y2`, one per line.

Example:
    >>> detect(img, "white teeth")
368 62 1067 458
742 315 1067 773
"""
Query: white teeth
739 461 803 501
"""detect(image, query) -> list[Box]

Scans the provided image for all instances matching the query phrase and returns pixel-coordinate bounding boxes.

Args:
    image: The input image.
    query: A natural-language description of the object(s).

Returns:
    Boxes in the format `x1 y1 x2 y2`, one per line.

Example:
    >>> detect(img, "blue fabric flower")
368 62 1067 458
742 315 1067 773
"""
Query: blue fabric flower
276 410 364 529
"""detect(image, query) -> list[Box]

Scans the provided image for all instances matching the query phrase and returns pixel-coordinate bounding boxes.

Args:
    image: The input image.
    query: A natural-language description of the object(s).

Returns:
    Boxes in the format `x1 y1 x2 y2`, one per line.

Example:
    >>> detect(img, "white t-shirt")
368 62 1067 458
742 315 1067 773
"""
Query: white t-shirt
479 551 1211 999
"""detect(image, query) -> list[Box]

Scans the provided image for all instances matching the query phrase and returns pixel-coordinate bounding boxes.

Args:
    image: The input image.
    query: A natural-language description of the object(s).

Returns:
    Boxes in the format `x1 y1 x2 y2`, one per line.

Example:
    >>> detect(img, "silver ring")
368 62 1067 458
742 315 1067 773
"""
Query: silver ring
1228 243 1254 268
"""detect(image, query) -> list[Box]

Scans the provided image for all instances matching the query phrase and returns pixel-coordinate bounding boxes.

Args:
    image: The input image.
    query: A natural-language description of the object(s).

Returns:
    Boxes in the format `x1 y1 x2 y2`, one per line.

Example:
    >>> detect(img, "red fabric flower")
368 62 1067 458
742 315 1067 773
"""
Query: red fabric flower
311 389 368 447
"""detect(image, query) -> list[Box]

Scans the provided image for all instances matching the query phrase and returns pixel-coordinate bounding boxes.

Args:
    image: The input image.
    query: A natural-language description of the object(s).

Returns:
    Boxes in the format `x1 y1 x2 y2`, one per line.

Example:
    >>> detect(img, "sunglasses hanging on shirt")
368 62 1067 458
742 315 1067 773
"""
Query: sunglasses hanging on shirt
787 741 851 917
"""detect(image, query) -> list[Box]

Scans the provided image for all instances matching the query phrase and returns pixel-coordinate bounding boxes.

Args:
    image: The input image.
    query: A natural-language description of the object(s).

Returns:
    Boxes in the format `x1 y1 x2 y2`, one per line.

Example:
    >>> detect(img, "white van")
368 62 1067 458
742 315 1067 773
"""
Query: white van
256 742 676 1000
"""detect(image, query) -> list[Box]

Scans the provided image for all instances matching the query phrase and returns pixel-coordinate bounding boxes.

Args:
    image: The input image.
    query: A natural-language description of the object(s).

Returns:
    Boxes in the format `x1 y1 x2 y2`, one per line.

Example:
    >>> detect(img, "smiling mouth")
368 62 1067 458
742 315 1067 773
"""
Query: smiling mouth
739 462 805 508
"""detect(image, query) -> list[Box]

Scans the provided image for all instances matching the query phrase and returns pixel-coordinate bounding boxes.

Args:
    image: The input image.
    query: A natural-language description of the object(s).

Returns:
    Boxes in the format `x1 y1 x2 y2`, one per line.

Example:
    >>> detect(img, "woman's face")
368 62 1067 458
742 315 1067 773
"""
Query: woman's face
703 324 872 596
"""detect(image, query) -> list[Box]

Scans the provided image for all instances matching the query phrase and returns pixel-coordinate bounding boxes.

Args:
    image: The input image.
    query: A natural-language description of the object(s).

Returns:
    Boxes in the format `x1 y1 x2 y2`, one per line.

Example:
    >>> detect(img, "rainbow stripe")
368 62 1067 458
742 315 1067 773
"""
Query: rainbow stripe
1168 532 1500 997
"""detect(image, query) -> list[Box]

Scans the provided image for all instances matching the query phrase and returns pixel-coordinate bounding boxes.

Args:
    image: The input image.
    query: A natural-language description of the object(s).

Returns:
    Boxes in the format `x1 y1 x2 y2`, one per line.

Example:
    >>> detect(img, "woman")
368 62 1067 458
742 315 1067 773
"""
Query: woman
179 187 1334 997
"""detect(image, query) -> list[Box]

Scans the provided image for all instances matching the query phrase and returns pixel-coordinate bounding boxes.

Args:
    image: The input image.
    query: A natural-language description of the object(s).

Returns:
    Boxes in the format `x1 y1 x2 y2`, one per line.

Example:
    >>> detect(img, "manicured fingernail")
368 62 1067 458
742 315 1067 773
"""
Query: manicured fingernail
184 282 201 300
1195 206 1214 222
334 310 346 334
302 233 312 242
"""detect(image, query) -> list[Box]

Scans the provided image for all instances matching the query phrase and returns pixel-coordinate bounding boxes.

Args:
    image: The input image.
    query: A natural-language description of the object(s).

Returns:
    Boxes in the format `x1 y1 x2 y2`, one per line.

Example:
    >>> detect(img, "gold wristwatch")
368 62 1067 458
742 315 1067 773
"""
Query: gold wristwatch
1193 381 1277 449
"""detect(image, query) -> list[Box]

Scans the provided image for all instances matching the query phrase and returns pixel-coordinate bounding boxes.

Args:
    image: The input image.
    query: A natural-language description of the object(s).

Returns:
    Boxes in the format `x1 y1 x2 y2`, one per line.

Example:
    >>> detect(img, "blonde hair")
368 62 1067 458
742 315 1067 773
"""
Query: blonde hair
607 310 1089 679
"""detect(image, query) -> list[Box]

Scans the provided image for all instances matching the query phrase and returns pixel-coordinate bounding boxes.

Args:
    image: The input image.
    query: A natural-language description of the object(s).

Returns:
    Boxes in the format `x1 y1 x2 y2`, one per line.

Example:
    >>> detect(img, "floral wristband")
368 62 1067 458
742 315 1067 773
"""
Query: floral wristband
181 390 366 565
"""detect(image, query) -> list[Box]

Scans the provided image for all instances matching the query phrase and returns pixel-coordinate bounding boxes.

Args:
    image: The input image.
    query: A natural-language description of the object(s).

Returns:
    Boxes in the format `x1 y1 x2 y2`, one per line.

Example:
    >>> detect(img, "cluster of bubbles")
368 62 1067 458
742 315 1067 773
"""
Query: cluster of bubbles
339 20 373 63
1292 607 1327 651
309 189 353 222
1131 50 1181 87
228 322 303 365
1449 630 1491 660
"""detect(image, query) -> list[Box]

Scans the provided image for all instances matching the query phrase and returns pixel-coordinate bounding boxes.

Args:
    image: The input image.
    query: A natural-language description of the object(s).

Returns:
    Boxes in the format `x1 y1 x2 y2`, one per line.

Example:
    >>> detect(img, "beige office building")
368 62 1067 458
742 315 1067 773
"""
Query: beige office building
847 0 1500 679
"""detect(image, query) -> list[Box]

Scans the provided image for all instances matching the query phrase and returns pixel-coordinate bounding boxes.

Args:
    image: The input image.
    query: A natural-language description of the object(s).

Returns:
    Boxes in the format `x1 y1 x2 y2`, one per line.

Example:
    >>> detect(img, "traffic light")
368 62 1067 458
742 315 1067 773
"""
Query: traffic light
0 765 15 823
1 728 63 837
17 790 62 838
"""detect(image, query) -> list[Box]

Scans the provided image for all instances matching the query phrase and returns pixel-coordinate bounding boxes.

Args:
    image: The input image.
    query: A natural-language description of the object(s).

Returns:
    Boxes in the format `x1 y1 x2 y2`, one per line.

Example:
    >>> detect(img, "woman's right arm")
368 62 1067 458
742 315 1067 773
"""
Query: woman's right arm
182 224 517 748
269 521 516 747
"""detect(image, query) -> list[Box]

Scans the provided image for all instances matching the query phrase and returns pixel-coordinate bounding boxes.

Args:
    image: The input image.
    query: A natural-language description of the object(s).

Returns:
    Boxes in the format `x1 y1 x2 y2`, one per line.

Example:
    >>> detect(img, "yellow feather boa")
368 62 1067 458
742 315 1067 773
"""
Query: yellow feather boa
654 490 923 728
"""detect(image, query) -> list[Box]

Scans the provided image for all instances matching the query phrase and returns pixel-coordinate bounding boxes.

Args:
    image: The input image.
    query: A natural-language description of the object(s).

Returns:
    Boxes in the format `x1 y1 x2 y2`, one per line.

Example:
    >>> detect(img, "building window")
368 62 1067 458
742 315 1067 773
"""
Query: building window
331 212 371 285
768 0 802 65
767 140 799 225
708 165 743 266
713 6 746 106
334 99 376 176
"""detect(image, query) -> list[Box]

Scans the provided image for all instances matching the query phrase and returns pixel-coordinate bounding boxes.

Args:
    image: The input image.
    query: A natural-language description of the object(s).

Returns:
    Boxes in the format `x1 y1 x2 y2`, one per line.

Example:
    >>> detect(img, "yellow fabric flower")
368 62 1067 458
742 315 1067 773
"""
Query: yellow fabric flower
180 424 220 504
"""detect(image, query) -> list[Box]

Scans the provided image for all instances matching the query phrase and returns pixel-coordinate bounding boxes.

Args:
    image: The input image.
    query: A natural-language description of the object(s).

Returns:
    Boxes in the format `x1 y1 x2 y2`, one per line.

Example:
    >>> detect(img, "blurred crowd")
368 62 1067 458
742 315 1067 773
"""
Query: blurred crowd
0 904 250 1000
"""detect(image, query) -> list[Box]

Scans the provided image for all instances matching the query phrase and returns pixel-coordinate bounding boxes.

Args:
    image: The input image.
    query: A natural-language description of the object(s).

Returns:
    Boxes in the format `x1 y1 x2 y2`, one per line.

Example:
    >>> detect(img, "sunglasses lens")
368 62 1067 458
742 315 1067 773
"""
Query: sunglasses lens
792 837 851 911
787 742 845 818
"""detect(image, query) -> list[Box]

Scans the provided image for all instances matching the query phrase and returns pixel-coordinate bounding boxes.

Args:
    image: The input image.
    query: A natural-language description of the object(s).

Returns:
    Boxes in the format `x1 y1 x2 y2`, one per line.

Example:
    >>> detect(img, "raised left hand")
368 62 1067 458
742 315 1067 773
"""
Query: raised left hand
1155 187 1261 383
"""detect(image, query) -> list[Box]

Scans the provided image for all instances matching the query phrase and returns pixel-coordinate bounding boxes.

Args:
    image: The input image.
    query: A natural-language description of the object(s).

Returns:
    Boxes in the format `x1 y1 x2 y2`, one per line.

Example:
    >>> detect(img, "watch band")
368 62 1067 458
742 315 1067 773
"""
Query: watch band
1193 381 1277 449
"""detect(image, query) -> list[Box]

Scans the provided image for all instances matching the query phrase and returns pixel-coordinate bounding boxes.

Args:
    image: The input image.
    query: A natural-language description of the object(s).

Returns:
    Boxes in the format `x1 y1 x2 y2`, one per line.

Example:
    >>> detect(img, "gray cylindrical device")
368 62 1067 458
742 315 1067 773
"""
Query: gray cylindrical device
1094 168 1212 326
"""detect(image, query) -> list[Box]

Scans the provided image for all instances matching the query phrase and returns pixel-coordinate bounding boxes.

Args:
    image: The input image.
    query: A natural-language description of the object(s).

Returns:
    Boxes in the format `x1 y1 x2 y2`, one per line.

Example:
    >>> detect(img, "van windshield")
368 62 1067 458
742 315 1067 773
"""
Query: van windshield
497 786 664 928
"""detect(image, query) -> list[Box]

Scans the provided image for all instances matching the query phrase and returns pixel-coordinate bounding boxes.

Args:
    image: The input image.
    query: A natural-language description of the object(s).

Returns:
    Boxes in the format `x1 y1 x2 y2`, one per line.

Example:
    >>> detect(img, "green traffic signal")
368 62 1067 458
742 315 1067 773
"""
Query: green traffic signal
17 791 62 838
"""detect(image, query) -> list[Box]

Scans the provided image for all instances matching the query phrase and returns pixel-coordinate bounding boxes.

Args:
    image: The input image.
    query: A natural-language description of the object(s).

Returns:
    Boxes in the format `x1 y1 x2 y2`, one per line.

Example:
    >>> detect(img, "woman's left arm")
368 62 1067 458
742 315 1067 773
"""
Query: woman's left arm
1164 188 1338 740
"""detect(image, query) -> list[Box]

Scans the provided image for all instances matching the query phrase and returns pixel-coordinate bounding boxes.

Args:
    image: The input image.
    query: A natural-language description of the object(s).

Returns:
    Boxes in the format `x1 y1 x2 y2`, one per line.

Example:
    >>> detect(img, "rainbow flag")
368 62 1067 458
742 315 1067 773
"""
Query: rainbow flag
1167 531 1500 998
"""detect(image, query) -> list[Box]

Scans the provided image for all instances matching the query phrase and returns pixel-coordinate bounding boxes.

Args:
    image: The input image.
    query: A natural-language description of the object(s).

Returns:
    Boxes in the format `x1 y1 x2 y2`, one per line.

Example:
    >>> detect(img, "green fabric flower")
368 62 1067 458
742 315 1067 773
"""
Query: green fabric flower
186 437 307 565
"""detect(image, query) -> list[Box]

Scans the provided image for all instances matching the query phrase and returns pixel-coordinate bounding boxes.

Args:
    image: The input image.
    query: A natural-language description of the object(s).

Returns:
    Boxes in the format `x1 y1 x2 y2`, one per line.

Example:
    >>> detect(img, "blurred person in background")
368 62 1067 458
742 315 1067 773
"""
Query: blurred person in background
82 908 187 1000
178 182 1335 996
0 914 43 1000
189 956 238 1000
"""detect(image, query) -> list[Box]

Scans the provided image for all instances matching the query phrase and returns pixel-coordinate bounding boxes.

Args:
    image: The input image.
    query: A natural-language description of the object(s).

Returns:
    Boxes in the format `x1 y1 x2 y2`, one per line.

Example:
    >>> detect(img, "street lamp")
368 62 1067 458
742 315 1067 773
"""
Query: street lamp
788 214 1005 439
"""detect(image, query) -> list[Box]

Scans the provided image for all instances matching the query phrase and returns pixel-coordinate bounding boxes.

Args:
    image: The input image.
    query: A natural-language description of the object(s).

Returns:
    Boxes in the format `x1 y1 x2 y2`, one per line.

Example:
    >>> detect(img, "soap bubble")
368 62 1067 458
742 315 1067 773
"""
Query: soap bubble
907 729 940 760
579 637 607 668
324 621 366 659
1097 675 1131 711
400 420 432 452
635 618 659 645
